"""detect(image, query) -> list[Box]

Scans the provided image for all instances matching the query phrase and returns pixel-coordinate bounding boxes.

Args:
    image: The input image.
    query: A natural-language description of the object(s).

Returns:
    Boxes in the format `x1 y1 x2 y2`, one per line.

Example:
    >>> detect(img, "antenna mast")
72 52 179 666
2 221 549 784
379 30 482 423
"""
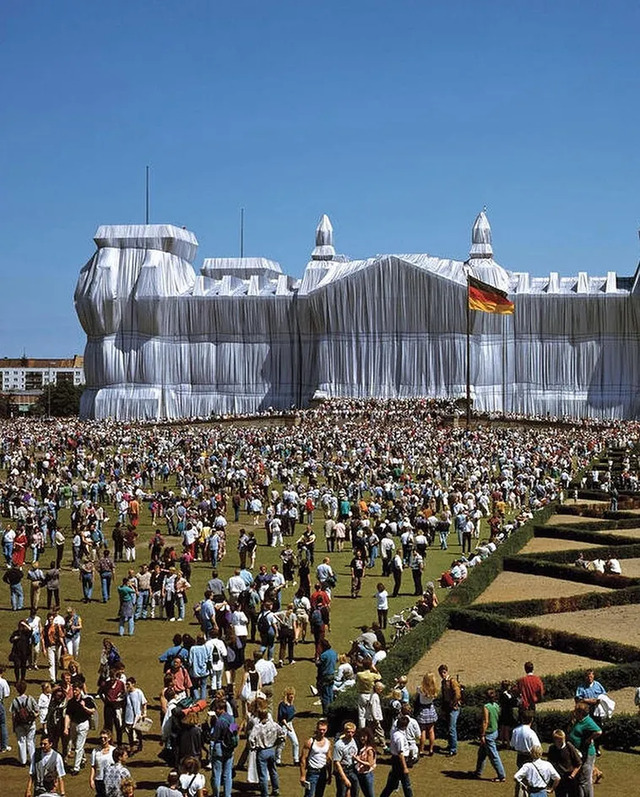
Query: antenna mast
145 166 150 224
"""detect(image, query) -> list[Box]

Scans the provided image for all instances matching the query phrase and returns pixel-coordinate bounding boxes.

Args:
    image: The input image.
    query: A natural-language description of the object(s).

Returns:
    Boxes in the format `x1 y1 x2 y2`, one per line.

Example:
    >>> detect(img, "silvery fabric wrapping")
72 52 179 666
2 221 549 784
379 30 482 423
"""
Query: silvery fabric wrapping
75 225 640 420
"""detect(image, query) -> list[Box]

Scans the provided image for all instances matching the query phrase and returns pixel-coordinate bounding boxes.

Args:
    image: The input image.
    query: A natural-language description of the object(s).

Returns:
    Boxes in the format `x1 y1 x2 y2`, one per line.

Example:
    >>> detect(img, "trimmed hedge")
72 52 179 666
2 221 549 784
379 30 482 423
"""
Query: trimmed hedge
449 609 640 670
502 556 639 588
539 518 640 532
517 543 640 565
475 585 640 619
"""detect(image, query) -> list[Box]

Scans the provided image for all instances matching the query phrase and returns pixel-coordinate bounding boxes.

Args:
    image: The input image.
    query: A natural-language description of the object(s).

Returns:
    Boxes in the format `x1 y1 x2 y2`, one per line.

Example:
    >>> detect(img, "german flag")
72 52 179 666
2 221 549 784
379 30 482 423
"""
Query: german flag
468 275 514 315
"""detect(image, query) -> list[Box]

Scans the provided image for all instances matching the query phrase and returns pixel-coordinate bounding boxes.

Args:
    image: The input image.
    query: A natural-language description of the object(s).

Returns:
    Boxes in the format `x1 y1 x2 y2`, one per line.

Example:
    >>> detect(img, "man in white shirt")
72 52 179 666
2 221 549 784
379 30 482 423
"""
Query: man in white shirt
227 570 246 601
380 715 413 797
26 734 65 797
0 666 11 752
204 632 228 691
511 711 541 770
254 651 278 688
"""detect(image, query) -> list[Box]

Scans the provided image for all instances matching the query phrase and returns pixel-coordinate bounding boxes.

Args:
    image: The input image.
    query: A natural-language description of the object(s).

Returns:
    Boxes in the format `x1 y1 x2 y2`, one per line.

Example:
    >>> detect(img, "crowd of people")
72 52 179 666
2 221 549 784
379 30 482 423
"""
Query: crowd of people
0 399 638 796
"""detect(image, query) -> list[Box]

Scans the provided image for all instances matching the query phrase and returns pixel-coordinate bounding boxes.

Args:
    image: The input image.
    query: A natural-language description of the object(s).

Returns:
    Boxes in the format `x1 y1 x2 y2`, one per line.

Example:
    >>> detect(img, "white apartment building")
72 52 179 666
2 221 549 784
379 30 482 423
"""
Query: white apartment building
0 355 85 393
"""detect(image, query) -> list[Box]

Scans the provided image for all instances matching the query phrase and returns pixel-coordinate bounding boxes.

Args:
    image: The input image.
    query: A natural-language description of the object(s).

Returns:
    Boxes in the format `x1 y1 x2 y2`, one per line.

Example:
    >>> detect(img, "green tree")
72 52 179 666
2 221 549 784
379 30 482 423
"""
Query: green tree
33 382 84 417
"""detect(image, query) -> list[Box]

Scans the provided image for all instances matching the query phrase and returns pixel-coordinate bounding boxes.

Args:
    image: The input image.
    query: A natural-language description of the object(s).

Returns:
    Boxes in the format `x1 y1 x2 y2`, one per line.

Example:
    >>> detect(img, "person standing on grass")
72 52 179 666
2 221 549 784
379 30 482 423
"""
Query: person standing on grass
379 714 413 797
517 661 544 712
299 719 332 797
124 678 147 754
117 577 136 636
375 583 389 629
103 746 131 797
90 729 115 797
314 638 337 716
547 729 582 797
473 688 506 782
45 562 60 609
390 551 403 597
575 669 607 756
355 657 381 730
209 697 238 797
568 702 601 797
0 665 11 753
438 664 462 757
514 745 560 797
413 672 438 757
276 686 299 766
511 710 540 797
11 680 38 764
249 707 285 797
354 726 376 797
64 682 96 775
25 734 65 797
333 721 360 797
350 550 365 599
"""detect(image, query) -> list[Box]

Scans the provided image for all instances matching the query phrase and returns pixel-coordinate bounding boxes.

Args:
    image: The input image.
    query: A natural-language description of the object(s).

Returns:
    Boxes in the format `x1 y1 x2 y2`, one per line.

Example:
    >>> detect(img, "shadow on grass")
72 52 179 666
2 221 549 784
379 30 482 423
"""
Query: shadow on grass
441 769 484 780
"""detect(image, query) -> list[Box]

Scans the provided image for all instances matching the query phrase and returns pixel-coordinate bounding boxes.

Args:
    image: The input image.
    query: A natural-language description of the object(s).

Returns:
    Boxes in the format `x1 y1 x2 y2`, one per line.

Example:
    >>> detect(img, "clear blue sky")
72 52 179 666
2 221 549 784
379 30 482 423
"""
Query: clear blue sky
1 0 639 356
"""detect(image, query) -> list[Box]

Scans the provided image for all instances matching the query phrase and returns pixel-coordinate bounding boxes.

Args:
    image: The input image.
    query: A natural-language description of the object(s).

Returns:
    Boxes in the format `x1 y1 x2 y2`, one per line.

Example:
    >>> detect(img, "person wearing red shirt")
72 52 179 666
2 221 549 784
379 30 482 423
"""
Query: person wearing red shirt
517 661 545 711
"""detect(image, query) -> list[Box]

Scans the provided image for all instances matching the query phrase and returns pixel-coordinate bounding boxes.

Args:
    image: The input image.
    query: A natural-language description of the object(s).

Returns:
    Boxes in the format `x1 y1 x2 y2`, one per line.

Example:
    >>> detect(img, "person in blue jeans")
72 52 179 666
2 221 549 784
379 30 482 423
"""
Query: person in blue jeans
438 664 462 756
3 565 24 611
80 558 94 603
0 665 11 752
473 688 506 781
299 720 332 797
209 698 237 797
379 716 413 797
249 708 284 797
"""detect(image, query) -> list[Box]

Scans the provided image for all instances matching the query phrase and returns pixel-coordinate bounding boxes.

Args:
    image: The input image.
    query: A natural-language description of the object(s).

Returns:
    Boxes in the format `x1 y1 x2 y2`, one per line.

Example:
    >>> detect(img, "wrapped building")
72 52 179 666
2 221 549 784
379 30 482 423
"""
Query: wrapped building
75 212 640 420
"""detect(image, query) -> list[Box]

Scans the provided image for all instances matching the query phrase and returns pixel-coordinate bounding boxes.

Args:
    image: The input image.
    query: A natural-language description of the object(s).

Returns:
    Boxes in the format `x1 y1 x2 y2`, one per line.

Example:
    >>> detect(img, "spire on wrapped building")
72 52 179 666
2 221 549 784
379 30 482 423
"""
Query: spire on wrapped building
469 208 493 259
311 214 335 260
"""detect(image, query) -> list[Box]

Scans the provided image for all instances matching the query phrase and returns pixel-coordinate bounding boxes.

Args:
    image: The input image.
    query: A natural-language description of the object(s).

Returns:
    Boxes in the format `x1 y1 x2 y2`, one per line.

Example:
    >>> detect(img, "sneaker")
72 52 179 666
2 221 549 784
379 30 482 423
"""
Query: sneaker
309 685 319 696
169 617 176 622
1 746 12 752
177 617 184 622
312 700 322 706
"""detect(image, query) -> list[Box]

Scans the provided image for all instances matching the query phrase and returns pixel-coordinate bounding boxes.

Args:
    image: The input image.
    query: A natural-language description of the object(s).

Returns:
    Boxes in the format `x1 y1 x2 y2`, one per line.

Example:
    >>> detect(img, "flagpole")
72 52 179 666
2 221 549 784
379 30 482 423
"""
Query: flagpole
466 272 471 428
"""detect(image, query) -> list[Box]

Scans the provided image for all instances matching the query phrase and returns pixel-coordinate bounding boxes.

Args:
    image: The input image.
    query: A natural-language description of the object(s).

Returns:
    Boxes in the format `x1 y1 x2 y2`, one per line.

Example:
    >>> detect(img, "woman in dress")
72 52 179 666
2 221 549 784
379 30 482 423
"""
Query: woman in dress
414 672 438 756
12 527 28 567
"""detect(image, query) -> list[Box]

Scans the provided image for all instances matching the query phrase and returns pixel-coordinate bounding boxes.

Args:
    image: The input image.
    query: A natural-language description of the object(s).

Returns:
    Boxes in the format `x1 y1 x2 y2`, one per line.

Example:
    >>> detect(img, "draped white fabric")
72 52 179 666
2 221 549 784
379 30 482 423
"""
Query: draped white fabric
75 226 640 420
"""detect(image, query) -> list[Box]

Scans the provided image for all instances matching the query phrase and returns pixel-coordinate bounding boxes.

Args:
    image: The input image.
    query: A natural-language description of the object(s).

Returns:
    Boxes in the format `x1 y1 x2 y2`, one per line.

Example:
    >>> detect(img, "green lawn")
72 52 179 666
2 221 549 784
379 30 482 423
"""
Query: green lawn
3 500 640 795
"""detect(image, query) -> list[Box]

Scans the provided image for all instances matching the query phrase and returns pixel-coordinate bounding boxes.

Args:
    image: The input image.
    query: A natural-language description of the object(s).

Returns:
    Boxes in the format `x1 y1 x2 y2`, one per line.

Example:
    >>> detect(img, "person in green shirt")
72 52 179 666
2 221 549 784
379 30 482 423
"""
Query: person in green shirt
568 701 602 797
117 578 137 637
473 688 506 782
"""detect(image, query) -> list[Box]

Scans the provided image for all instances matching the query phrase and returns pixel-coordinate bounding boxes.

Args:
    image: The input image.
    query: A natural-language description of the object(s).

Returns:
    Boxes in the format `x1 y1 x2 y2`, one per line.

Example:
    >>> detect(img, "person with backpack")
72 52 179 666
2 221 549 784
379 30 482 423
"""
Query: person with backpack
10 679 38 764
209 697 238 797
178 756 206 797
256 601 277 661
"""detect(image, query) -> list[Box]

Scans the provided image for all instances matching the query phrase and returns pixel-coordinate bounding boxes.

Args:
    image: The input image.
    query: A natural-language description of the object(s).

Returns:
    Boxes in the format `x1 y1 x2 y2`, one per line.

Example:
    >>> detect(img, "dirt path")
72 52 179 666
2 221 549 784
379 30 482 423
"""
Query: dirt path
406 629 612 692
